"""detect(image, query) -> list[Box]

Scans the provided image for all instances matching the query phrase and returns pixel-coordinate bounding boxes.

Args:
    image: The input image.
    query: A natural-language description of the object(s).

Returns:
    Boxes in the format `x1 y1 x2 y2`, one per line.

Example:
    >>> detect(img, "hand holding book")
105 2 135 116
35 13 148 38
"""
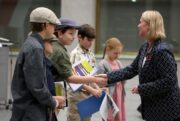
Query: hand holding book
69 59 107 92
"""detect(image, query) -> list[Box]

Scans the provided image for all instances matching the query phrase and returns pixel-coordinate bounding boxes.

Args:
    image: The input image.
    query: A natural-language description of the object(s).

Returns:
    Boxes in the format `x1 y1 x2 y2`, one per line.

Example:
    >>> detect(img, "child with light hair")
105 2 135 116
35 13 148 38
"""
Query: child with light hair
99 37 126 121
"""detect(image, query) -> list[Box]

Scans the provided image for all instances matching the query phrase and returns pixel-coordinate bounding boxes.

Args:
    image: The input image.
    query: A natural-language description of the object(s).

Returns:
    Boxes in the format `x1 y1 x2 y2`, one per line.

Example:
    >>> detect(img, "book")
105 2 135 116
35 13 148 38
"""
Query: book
76 91 106 120
77 91 119 120
99 93 119 120
54 82 64 96
54 81 68 107
68 59 101 92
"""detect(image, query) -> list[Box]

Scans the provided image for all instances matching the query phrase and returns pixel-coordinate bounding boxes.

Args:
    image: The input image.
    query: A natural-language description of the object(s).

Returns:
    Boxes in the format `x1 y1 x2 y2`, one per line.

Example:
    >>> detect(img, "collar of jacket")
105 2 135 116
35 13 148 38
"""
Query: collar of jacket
45 57 52 67
56 41 67 52
78 44 90 54
30 33 45 49
147 39 162 47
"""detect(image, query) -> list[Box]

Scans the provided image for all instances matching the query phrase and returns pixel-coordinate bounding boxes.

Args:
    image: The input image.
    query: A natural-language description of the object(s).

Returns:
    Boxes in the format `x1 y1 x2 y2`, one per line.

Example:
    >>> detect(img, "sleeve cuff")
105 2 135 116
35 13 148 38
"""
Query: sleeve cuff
55 99 59 108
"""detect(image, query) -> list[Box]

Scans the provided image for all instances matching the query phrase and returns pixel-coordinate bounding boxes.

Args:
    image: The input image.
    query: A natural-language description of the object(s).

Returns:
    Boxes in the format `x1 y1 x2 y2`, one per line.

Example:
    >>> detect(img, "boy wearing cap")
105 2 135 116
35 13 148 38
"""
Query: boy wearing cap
68 24 101 121
10 7 65 121
49 19 106 114
50 18 106 86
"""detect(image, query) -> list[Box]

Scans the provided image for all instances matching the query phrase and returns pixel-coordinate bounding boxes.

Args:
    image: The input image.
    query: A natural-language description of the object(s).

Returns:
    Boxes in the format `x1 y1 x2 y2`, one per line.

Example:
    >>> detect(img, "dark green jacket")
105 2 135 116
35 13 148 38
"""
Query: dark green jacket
50 41 72 81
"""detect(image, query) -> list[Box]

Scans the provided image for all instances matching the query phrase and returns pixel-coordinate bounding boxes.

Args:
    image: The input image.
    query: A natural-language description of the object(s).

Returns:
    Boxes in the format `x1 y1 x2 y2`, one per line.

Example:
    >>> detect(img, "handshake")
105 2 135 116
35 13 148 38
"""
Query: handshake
94 74 108 87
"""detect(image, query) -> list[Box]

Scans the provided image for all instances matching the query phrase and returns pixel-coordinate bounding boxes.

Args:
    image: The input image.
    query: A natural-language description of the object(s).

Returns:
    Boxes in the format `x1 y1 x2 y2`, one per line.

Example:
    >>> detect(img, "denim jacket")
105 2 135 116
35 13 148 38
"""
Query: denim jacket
11 33 56 121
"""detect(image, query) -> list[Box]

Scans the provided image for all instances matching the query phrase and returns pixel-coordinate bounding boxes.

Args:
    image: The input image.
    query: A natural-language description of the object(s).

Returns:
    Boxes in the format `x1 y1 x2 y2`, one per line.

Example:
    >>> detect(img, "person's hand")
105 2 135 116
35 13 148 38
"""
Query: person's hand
94 74 108 87
53 96 66 109
131 85 139 94
95 74 107 78
91 88 102 97
101 87 109 94
54 108 60 114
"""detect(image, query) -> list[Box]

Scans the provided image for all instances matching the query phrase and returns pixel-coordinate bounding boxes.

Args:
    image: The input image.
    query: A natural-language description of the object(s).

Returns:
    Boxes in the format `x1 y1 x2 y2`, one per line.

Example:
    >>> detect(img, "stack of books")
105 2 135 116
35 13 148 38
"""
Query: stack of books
69 59 100 92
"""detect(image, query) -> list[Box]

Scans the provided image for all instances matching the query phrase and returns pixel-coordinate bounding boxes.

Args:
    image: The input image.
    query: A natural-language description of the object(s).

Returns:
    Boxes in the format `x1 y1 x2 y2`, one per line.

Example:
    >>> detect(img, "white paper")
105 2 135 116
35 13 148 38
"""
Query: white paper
68 83 83 92
99 93 119 121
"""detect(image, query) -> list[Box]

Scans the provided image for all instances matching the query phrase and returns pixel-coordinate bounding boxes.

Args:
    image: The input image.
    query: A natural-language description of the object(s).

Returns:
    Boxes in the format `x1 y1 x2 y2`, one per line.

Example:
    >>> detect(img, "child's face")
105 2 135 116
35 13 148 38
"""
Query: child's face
44 40 53 56
57 28 77 45
107 47 122 61
79 36 94 50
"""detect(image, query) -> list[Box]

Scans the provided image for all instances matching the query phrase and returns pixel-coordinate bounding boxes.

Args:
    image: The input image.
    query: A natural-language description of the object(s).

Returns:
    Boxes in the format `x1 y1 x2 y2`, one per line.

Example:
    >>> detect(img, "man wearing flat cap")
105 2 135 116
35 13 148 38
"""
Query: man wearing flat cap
10 7 65 121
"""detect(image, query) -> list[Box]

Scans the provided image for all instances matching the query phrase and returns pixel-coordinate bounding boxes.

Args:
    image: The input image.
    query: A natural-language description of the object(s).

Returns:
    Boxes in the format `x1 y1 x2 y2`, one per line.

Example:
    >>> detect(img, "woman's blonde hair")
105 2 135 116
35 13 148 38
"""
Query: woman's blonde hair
141 10 166 40
102 37 123 59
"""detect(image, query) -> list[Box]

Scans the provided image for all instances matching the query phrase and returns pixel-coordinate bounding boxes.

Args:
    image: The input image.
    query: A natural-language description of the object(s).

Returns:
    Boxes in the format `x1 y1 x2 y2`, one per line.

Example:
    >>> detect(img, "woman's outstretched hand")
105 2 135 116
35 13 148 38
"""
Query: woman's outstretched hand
94 74 108 87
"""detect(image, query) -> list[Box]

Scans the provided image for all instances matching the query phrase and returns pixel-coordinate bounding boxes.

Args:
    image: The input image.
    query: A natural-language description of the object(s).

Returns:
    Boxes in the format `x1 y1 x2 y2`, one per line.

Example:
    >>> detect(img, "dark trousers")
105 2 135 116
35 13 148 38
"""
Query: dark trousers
48 111 57 121
173 117 180 121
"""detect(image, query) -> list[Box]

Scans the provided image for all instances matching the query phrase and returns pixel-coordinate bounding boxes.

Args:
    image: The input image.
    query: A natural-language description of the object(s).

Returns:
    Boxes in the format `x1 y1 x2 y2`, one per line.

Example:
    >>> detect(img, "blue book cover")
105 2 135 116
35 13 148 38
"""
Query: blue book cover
76 91 106 120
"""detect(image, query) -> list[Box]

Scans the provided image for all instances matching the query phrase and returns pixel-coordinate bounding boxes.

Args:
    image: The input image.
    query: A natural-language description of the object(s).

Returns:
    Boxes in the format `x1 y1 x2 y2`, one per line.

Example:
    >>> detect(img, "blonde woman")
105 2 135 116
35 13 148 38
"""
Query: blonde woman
101 10 180 121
